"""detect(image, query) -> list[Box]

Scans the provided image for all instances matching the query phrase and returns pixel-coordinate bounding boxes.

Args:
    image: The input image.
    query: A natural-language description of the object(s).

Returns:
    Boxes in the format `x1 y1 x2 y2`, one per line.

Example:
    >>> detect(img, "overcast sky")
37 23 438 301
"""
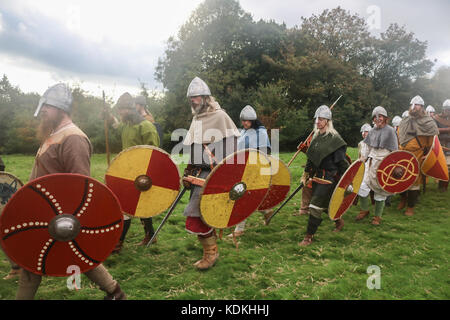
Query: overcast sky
0 0 449 101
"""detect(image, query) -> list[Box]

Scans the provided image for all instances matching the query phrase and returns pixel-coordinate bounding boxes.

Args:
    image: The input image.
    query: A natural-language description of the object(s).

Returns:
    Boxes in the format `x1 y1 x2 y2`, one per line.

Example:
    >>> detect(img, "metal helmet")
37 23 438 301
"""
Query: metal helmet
443 99 450 110
240 105 257 121
402 110 409 118
34 83 73 117
372 106 388 118
314 105 332 120
186 77 211 97
360 123 372 133
134 95 147 106
425 105 435 114
410 95 424 106
392 116 402 127
115 92 135 110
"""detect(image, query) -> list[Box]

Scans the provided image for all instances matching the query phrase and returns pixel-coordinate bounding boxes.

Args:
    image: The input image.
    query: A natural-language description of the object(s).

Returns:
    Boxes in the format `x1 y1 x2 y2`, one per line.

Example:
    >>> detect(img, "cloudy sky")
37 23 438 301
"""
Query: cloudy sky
0 0 449 101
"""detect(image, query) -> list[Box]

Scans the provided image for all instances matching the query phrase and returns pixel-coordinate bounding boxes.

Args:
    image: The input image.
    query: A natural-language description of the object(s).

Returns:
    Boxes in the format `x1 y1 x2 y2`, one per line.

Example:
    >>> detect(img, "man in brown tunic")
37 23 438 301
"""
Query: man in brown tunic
16 83 126 300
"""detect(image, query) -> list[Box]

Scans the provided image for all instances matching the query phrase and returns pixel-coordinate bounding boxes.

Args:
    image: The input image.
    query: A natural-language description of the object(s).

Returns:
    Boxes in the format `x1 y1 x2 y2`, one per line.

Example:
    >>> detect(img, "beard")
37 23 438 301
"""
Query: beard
409 107 425 118
37 111 65 143
190 98 206 115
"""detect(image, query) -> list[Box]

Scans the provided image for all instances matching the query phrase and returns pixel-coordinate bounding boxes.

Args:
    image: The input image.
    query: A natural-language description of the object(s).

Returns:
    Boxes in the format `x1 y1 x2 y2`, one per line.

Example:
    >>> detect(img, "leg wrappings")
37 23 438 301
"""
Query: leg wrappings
359 196 370 211
374 200 385 217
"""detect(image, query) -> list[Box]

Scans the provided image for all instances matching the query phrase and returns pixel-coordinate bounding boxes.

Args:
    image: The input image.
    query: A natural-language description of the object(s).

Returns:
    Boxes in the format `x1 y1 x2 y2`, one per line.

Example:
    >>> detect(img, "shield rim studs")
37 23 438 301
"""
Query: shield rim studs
229 182 247 201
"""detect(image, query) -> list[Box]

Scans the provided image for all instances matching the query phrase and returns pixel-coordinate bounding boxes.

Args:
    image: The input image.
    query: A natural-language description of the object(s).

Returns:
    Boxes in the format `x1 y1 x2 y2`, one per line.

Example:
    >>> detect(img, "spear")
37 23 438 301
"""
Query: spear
287 95 343 167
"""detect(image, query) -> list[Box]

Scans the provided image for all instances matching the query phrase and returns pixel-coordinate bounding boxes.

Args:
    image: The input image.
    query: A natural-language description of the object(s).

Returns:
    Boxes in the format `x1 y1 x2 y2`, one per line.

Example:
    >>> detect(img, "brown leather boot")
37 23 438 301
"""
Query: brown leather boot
355 210 370 221
104 283 126 300
299 234 314 247
194 235 219 270
333 218 344 232
138 233 157 246
404 207 414 216
371 216 382 225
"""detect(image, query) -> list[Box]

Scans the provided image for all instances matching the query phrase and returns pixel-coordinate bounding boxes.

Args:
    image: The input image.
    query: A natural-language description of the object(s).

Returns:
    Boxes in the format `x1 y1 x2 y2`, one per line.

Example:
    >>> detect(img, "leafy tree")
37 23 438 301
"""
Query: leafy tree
156 0 286 131
300 6 373 68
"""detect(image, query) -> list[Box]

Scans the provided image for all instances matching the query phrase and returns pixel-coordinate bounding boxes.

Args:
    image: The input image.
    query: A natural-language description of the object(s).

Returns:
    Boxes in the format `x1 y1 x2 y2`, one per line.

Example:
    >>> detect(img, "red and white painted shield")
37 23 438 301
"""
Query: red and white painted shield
258 156 291 211
421 136 449 181
0 174 123 277
376 150 419 194
105 146 181 218
0 172 24 214
329 160 365 221
200 149 272 229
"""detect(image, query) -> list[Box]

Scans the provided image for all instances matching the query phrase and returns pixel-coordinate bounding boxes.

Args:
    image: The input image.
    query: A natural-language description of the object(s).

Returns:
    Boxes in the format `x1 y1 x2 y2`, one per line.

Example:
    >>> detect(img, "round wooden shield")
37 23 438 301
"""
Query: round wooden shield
105 146 181 218
0 174 123 277
421 135 449 181
328 160 365 221
376 150 419 194
200 149 272 229
258 155 291 211
0 172 24 214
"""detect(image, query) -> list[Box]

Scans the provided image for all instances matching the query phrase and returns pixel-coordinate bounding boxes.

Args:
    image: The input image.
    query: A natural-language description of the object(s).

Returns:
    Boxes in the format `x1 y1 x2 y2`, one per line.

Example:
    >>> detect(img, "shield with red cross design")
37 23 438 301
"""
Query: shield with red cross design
257 155 291 211
199 149 272 229
105 146 181 218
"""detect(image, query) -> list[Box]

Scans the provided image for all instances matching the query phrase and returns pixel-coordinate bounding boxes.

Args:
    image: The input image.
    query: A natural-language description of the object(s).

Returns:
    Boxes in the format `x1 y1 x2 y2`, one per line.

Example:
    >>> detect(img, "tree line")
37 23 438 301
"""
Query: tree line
1 0 449 155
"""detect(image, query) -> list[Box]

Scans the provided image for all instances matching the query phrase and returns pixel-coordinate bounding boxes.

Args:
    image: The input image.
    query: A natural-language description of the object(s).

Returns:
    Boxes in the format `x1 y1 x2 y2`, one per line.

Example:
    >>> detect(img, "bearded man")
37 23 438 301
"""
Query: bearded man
182 77 240 270
111 93 161 252
17 83 125 300
397 96 439 215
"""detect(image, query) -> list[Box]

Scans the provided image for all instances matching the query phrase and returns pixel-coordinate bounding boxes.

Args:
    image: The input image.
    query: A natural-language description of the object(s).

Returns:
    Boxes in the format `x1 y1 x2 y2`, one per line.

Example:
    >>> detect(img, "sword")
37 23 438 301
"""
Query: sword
264 182 304 226
146 187 187 248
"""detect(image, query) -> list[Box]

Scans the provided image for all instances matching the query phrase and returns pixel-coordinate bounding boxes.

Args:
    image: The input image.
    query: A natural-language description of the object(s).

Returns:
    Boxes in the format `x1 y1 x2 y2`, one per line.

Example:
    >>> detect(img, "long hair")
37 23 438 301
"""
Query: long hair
312 119 338 139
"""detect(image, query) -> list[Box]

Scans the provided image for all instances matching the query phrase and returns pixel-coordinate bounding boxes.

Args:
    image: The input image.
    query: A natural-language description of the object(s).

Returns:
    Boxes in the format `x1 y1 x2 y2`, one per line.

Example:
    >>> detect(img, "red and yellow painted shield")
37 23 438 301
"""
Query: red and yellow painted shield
421 135 449 181
0 172 23 214
329 160 365 221
105 146 180 218
0 174 123 277
258 155 291 211
376 150 419 194
200 149 271 229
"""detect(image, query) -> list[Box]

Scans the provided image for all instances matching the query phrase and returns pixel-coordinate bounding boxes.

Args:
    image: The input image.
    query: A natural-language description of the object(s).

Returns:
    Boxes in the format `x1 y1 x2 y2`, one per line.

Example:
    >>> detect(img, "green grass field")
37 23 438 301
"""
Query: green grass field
1 151 449 300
